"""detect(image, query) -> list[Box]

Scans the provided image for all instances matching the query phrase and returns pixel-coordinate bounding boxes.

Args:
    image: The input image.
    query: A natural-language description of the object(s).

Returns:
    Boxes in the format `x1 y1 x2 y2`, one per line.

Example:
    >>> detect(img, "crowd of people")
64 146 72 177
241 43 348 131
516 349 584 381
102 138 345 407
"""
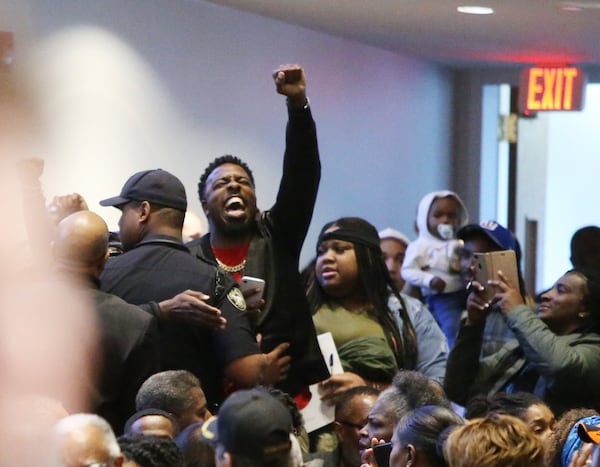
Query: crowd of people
7 63 600 467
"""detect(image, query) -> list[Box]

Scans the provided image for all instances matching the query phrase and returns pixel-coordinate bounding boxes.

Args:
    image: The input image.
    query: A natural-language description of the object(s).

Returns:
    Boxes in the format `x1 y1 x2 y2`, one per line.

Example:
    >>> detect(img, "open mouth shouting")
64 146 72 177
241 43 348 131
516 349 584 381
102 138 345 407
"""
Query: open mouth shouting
224 196 247 219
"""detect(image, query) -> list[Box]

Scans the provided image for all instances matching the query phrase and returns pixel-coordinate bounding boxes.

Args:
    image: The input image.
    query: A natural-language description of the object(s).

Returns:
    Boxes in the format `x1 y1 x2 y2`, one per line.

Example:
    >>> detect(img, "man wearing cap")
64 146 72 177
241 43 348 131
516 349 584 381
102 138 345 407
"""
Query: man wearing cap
189 64 329 400
99 169 290 410
456 220 527 356
200 387 293 467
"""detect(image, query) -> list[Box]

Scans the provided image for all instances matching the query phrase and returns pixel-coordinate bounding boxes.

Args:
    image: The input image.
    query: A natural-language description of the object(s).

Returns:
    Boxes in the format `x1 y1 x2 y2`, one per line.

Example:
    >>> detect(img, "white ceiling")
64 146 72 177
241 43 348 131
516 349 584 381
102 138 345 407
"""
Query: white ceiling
204 0 600 67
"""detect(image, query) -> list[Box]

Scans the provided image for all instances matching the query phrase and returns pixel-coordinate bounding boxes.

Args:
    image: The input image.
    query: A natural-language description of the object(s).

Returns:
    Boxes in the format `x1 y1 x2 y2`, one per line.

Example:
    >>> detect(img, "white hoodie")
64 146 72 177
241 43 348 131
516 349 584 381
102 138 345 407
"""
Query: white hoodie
401 190 468 296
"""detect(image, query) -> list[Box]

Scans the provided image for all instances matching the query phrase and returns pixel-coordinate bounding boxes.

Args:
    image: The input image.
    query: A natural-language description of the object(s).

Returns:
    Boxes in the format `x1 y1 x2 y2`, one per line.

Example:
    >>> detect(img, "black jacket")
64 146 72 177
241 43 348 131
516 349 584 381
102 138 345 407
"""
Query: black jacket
188 105 329 395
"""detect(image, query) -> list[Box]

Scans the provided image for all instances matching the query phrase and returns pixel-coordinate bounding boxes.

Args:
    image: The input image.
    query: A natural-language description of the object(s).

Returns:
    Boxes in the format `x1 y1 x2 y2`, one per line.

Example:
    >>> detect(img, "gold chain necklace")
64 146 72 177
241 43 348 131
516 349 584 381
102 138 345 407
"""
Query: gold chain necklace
216 258 246 273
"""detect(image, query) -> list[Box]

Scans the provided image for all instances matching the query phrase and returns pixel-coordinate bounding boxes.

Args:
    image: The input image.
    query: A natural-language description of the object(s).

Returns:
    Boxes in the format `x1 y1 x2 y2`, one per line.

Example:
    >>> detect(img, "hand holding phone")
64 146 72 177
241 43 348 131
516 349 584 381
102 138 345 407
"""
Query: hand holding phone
240 276 265 309
373 441 392 467
473 250 519 303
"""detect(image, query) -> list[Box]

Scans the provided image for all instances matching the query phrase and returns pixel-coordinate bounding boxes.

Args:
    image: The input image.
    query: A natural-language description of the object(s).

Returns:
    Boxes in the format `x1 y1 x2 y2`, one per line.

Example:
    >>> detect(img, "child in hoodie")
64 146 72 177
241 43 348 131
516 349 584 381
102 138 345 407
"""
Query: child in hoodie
401 190 468 348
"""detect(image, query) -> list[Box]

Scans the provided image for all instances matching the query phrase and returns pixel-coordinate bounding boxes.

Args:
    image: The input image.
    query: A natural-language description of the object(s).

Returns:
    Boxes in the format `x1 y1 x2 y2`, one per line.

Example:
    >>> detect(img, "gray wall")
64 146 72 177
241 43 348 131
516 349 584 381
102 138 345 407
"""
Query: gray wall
14 0 454 265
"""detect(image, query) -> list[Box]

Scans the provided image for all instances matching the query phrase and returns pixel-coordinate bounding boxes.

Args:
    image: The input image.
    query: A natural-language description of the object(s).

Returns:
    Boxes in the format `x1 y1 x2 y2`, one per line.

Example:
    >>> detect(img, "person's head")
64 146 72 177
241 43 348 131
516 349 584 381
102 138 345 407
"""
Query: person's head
265 387 305 436
546 408 600 467
538 268 600 335
444 413 545 467
333 386 379 466
135 370 211 431
99 169 187 251
464 392 555 444
175 422 216 467
390 405 464 467
54 413 124 467
197 155 257 238
359 371 450 454
457 220 526 296
415 191 467 241
123 409 179 439
310 217 418 368
118 434 184 467
570 226 600 270
378 228 411 291
577 420 600 467
200 388 292 467
53 211 110 279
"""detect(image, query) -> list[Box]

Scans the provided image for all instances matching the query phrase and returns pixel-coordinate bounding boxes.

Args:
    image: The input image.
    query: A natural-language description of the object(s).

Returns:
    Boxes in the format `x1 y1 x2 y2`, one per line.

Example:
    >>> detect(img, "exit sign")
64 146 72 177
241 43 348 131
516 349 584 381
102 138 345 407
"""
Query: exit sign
519 66 586 112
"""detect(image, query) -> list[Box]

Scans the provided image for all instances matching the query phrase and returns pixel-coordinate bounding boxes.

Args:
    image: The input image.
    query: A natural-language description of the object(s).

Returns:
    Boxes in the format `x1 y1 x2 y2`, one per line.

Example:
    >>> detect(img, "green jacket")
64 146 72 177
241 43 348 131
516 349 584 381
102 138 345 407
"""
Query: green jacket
445 304 600 415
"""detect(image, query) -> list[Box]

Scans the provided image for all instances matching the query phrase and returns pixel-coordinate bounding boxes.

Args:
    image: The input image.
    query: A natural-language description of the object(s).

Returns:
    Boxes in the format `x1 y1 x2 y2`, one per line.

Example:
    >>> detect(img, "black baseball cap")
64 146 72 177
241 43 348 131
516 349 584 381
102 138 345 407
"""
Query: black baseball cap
100 169 187 211
199 388 292 461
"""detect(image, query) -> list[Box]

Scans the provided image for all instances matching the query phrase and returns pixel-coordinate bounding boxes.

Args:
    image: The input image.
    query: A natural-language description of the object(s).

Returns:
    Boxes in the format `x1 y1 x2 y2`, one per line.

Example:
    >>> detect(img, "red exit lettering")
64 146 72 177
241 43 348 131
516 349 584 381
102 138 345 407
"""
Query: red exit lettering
519 67 586 112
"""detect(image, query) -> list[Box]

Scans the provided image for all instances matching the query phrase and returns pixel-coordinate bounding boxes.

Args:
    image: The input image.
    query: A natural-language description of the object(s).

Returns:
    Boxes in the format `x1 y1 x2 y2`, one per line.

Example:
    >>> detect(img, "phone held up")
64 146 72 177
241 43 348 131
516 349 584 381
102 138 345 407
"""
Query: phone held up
372 441 392 467
473 250 519 302
239 276 266 309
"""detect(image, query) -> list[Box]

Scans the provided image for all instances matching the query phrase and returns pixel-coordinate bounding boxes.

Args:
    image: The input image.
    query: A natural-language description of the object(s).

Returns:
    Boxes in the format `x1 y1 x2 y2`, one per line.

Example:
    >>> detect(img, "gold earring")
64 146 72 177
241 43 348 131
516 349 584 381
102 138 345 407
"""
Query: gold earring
578 312 587 319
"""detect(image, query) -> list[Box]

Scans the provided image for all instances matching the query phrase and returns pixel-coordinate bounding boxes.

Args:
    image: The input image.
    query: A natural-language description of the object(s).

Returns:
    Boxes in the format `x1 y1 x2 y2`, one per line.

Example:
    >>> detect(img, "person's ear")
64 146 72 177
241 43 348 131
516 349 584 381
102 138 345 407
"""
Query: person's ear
138 201 152 222
406 444 417 465
578 310 591 320
101 248 110 267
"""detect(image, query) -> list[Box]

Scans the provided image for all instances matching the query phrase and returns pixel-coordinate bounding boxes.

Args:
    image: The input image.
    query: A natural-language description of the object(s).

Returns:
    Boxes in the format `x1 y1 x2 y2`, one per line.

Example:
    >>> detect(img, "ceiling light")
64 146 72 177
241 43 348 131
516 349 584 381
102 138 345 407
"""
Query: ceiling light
457 6 494 15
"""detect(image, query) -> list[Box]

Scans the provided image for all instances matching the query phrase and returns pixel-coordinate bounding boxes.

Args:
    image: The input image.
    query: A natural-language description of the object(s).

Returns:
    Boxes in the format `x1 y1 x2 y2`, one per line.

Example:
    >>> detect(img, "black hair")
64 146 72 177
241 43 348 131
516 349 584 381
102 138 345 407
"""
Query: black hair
377 370 451 427
464 392 546 420
570 226 600 269
265 387 304 431
118 434 185 467
394 405 465 467
568 267 600 333
197 155 255 203
306 217 418 371
335 385 380 420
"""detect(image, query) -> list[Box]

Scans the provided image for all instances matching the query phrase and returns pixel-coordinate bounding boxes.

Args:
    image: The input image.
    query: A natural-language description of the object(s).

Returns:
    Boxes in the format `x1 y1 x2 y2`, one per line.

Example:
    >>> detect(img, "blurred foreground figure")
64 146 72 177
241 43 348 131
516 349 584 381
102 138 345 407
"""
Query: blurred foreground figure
0 58 95 466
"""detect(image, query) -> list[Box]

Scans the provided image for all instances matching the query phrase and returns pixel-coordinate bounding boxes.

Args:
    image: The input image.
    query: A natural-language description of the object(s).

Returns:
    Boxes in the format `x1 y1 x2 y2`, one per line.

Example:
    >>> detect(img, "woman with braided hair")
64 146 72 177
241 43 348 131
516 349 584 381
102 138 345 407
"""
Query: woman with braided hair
305 217 448 400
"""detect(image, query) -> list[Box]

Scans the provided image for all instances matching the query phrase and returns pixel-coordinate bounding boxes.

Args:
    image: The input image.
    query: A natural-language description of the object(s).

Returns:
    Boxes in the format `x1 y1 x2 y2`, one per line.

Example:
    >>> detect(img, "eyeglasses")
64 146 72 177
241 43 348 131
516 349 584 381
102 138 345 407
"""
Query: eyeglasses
337 420 365 430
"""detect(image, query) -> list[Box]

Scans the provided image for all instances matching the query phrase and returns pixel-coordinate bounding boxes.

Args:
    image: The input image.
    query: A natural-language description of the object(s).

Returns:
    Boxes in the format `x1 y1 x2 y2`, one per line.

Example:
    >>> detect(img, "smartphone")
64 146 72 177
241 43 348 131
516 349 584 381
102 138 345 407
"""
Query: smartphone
240 276 266 308
473 250 519 302
373 441 392 467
